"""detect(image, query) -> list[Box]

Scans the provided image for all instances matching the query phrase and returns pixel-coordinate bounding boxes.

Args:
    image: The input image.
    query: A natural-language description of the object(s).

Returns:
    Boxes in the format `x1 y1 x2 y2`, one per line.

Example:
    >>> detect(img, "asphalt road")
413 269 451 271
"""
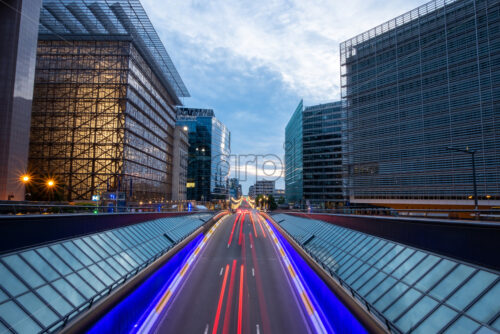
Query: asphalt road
152 210 313 334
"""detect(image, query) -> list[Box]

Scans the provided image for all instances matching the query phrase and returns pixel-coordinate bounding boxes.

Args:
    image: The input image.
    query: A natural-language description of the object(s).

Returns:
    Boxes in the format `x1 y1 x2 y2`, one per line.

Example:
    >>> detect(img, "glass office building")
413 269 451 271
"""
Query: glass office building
340 0 500 206
0 0 41 201
28 0 189 202
303 101 345 207
285 100 304 204
176 108 231 201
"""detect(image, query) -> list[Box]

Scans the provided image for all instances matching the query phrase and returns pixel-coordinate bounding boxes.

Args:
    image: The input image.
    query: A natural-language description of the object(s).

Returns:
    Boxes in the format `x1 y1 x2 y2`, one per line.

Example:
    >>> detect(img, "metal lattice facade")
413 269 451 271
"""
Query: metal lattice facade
340 0 500 204
29 40 177 201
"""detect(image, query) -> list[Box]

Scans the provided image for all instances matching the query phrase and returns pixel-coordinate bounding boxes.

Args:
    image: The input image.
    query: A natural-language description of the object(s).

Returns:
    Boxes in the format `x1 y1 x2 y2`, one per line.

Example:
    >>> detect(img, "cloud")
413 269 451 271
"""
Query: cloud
141 0 426 193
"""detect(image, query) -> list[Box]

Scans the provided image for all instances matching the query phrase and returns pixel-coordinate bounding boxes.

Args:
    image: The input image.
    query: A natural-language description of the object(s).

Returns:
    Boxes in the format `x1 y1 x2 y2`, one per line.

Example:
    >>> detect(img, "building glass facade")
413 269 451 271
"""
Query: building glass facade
340 0 500 205
0 0 41 201
285 100 304 204
177 108 231 201
28 0 189 202
303 102 345 207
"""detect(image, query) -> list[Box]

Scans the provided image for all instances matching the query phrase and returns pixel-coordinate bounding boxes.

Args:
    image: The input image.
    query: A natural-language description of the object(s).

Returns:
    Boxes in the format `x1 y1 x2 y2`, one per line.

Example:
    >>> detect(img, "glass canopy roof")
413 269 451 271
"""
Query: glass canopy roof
273 213 500 334
38 0 189 100
0 213 212 333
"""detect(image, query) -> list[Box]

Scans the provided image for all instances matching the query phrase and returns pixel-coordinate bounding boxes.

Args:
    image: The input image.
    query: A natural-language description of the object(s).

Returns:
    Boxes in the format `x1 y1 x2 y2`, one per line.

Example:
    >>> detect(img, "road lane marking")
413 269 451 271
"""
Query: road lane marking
256 324 260 334
219 267 224 276
223 260 237 334
237 264 244 334
204 324 209 334
252 268 255 277
212 264 230 334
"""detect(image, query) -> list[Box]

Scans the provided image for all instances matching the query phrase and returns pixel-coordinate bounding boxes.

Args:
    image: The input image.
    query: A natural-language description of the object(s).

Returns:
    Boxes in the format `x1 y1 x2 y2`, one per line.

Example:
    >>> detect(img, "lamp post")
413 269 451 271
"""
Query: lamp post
446 146 479 219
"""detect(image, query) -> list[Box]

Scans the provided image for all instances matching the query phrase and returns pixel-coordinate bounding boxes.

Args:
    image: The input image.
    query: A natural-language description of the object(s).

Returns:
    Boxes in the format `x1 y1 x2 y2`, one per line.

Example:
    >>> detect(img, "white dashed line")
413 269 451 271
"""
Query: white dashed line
204 323 209 334
256 324 260 334
252 268 255 277
219 267 224 276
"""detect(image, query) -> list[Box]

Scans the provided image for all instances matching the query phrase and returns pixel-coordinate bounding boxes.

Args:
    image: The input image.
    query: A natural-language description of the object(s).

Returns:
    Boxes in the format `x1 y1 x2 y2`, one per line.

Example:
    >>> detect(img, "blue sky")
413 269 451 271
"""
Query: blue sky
142 0 425 194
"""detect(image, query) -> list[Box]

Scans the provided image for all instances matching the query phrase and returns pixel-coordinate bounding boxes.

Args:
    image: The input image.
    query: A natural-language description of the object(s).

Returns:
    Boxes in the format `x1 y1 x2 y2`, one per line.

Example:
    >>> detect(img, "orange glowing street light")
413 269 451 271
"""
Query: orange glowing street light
20 174 31 184
46 179 56 188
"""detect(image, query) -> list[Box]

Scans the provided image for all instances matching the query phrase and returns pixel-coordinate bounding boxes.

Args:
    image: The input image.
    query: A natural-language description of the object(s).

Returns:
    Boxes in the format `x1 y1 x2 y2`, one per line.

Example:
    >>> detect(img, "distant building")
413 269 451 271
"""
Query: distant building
341 0 500 208
28 0 189 202
229 178 241 199
254 180 275 196
248 185 255 198
274 189 285 198
0 0 41 200
177 107 231 201
285 100 304 204
172 126 189 201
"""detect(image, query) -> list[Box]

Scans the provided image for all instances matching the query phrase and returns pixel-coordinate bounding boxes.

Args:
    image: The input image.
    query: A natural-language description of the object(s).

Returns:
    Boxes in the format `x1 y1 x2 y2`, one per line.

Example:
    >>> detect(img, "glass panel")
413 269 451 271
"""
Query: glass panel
66 273 96 299
359 271 386 296
374 245 405 270
385 288 422 321
50 244 83 271
20 250 59 281
443 316 481 334
430 264 475 301
2 255 44 288
396 296 439 332
492 315 500 331
73 239 101 262
0 301 41 333
91 235 116 255
82 237 109 258
366 276 396 302
88 264 113 286
0 289 8 303
17 292 59 327
402 255 439 286
37 247 72 275
374 282 409 311
415 259 455 292
466 281 500 323
78 268 105 293
0 263 28 297
62 242 93 266
106 258 127 276
413 304 457 334
352 267 377 289
36 285 73 317
52 279 85 307
392 251 426 280
447 270 497 310
96 261 120 281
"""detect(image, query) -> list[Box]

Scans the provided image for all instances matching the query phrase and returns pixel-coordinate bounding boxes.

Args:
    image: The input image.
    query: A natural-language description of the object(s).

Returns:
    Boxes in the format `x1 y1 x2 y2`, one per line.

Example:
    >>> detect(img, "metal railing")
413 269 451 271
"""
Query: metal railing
0 203 214 216
277 207 500 221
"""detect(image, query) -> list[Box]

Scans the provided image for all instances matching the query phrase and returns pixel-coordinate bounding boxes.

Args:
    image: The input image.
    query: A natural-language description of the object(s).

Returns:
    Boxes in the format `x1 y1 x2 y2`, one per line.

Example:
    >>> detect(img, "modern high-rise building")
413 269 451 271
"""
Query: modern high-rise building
341 0 500 208
284 100 304 204
0 0 42 201
176 107 231 201
285 100 345 207
248 185 255 198
172 126 189 201
303 101 345 207
28 0 189 202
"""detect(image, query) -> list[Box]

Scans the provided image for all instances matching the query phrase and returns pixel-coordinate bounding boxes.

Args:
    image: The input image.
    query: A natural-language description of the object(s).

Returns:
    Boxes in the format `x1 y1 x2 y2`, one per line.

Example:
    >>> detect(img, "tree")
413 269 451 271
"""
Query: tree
277 196 285 204
268 195 277 210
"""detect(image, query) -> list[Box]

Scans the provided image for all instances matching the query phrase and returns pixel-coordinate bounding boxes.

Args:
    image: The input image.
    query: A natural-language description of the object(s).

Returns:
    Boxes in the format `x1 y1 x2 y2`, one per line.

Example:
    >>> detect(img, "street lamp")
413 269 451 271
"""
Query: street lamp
20 174 31 184
46 179 55 188
446 146 479 218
